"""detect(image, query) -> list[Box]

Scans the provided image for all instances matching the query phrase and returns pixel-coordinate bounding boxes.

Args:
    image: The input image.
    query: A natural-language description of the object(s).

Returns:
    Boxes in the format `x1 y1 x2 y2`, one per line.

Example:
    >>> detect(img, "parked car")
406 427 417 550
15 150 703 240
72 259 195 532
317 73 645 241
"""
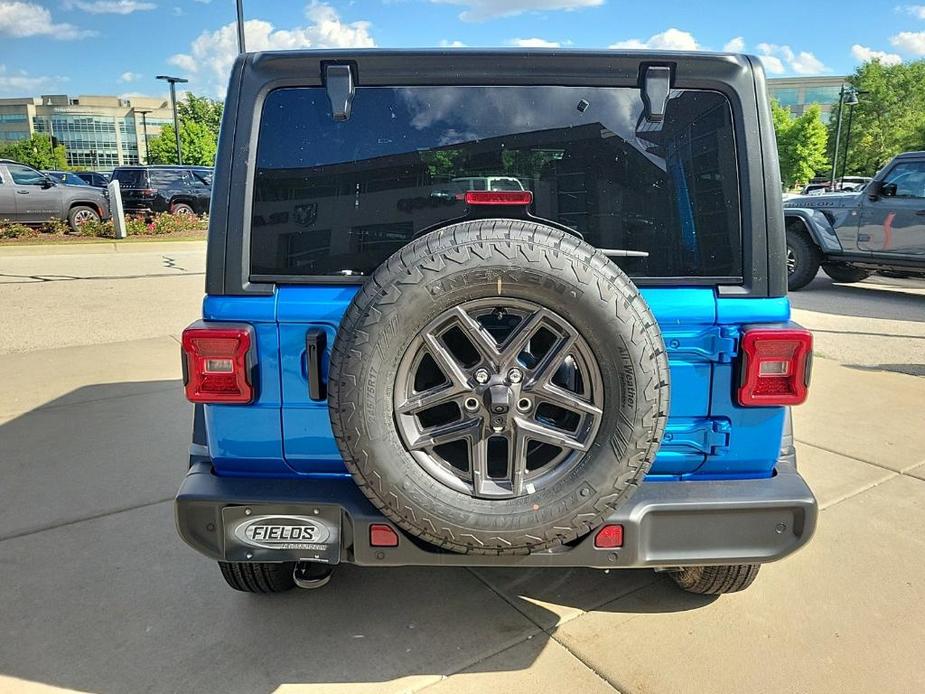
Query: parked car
175 50 817 597
42 170 91 187
784 151 925 289
109 165 211 217
74 171 110 188
800 176 872 196
0 159 110 230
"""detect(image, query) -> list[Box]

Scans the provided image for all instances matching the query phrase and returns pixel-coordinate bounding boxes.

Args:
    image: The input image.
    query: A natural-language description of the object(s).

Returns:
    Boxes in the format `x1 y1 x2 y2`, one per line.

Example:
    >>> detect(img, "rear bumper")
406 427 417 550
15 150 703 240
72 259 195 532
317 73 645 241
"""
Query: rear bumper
176 457 817 569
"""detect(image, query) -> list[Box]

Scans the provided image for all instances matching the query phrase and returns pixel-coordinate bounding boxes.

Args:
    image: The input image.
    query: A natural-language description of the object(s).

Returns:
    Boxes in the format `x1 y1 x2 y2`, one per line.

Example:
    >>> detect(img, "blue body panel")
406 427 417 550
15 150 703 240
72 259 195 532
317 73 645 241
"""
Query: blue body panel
200 286 790 481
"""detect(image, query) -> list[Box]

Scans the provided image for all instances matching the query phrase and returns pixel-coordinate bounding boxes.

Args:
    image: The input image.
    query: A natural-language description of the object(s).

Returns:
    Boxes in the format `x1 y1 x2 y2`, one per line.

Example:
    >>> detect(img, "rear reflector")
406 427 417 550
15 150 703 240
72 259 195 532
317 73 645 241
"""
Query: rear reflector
369 524 399 547
594 524 624 549
181 325 254 404
737 328 812 406
464 190 534 206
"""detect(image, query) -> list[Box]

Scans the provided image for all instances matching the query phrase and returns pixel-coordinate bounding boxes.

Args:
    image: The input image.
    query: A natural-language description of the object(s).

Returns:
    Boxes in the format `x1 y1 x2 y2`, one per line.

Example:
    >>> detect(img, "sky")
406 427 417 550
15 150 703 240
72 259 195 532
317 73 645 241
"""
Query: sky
1 0 924 99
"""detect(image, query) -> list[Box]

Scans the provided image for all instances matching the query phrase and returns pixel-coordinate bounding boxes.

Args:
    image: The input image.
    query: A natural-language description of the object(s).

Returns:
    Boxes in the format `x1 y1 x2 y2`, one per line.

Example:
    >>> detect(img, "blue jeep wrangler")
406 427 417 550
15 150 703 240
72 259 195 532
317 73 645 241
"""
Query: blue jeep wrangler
176 50 817 595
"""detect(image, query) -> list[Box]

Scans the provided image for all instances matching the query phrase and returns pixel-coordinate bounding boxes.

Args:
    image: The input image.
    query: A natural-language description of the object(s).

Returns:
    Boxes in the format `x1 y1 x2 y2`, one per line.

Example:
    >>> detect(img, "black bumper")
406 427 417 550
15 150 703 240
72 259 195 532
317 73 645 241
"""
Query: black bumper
176 458 817 569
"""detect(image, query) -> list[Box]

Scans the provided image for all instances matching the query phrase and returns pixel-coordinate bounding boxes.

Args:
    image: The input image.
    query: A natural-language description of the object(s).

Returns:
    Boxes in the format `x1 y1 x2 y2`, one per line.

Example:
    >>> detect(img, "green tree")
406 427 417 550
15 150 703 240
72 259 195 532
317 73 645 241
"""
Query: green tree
147 121 217 166
828 59 925 176
772 101 829 189
0 133 68 170
146 93 223 166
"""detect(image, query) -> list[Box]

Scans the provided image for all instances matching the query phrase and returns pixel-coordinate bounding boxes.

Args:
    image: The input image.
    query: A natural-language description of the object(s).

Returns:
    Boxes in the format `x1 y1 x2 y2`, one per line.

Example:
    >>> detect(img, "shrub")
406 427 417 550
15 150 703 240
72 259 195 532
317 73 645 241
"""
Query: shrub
0 222 39 239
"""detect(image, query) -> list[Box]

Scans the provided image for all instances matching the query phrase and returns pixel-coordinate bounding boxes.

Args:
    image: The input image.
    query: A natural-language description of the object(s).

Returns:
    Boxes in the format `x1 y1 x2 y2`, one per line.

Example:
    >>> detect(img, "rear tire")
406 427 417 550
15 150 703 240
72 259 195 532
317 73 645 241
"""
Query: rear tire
670 564 760 595
786 231 821 291
822 263 870 283
170 202 195 215
218 561 296 593
67 205 100 232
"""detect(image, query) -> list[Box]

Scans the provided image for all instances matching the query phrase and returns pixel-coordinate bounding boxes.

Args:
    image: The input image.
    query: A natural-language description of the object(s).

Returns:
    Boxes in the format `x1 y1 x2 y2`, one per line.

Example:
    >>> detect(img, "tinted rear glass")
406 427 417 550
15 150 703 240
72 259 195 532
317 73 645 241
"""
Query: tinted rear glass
112 169 146 188
251 86 742 279
149 170 185 187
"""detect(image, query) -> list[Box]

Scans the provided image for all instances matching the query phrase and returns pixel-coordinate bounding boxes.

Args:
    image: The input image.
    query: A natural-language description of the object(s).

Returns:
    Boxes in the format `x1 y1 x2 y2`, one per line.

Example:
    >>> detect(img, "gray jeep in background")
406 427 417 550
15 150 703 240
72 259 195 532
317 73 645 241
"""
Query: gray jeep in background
0 159 111 231
783 151 925 290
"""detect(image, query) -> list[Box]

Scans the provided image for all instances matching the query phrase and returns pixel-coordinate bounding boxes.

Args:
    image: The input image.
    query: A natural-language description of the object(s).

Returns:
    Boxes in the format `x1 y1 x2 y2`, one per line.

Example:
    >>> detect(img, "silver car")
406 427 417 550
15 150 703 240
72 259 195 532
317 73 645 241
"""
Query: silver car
0 159 110 231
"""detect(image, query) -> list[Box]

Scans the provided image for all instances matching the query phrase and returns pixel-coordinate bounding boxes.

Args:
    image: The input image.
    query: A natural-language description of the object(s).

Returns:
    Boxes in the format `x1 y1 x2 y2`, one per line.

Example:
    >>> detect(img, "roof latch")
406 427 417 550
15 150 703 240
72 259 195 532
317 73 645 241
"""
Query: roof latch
642 65 672 122
324 63 355 122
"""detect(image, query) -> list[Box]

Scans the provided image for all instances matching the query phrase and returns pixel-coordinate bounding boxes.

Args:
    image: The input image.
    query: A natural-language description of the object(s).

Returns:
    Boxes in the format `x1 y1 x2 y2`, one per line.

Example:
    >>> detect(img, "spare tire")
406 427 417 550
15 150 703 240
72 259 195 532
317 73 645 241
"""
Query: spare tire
329 219 669 554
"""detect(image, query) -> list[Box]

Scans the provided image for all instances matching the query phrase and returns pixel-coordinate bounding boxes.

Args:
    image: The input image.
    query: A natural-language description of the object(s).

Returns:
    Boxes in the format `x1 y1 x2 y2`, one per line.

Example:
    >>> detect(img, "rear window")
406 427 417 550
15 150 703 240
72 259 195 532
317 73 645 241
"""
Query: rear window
112 169 147 188
250 85 742 280
150 170 186 187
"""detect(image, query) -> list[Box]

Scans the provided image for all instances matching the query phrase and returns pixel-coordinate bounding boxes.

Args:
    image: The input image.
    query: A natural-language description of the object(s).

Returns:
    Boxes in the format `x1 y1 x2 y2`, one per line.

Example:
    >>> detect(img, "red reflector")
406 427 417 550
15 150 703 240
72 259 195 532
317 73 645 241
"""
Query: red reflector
369 523 399 547
737 329 812 406
181 325 254 404
594 524 624 549
464 190 534 206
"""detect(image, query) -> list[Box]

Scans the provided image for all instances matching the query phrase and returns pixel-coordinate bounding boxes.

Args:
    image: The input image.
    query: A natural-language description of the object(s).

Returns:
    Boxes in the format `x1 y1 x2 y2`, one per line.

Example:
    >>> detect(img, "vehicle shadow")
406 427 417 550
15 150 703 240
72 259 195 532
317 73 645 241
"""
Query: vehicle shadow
0 380 716 694
790 274 925 322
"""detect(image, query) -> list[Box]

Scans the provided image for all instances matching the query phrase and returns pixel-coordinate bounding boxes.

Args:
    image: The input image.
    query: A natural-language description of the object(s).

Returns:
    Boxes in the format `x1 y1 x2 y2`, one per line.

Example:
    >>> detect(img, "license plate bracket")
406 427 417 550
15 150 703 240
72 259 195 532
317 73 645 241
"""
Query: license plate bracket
222 504 342 564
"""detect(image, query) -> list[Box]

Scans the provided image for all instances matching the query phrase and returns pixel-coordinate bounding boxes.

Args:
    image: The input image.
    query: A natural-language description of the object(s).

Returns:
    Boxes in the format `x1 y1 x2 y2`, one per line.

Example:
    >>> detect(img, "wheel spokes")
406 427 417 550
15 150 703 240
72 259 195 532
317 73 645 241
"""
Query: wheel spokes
410 417 482 451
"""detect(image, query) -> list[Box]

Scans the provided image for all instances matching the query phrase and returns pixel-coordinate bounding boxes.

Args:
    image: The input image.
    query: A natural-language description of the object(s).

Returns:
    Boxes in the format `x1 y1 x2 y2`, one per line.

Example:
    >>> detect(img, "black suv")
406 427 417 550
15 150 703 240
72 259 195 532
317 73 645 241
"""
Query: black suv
110 165 212 216
74 171 110 188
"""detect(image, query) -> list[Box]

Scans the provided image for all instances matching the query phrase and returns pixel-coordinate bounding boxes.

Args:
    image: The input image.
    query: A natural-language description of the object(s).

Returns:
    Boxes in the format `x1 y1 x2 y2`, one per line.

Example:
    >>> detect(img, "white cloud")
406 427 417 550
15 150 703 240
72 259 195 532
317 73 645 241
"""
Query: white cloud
510 37 560 47
0 65 64 94
68 0 157 13
168 3 375 95
756 42 829 75
439 39 467 47
610 27 699 51
851 44 902 65
890 31 925 54
0 1 96 39
432 0 602 22
723 36 745 53
119 71 143 82
899 4 925 19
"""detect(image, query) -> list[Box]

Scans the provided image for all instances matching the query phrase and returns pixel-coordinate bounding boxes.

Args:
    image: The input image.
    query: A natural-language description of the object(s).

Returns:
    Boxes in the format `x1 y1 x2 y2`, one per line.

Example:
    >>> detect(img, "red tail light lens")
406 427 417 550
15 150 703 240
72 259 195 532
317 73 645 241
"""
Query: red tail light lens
737 329 812 406
181 325 254 403
464 190 534 206
594 524 624 549
369 524 399 547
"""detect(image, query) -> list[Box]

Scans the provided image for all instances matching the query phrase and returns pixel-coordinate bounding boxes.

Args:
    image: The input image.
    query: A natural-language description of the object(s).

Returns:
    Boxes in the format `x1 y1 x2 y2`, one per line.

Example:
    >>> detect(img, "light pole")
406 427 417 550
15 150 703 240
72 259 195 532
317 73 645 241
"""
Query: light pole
135 109 152 164
829 85 859 191
236 0 246 54
156 75 188 165
838 89 868 184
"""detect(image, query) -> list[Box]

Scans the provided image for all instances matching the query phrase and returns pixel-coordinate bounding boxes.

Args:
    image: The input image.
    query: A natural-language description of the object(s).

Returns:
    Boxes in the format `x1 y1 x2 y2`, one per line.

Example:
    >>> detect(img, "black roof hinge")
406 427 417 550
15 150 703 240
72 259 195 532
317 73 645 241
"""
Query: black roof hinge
324 63 355 122
641 65 672 123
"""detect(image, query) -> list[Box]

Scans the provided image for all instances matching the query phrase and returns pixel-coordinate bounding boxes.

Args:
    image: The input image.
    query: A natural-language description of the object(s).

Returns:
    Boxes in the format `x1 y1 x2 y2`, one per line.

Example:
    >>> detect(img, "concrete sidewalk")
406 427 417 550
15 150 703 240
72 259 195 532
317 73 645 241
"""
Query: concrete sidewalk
1 259 923 693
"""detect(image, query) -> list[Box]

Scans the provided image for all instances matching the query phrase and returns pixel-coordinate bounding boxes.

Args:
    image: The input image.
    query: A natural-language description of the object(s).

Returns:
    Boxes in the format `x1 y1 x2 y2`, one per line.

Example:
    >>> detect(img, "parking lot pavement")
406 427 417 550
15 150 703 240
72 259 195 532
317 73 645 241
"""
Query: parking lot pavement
1 245 923 694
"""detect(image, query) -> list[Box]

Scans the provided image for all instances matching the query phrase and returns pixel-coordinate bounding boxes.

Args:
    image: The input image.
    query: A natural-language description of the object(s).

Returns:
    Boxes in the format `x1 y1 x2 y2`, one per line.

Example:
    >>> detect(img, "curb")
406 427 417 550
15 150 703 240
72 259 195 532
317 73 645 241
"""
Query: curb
0 239 207 257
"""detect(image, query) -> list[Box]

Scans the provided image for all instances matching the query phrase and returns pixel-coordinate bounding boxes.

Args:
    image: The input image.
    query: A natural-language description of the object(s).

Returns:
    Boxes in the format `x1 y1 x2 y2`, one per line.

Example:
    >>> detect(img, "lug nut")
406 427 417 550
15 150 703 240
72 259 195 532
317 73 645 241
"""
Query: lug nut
516 398 532 413
464 397 480 411
474 368 490 384
508 368 523 383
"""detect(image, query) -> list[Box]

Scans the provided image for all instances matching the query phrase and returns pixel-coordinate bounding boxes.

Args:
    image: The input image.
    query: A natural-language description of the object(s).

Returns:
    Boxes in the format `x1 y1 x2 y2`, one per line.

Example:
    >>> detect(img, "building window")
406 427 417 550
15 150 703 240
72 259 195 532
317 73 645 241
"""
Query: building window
0 113 28 123
803 87 842 106
769 87 800 108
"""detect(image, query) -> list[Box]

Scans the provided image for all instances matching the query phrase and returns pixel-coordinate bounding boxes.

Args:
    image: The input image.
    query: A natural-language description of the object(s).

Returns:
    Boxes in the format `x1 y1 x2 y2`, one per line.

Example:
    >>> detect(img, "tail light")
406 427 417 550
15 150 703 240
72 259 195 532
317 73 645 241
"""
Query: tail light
737 328 812 406
464 190 534 206
181 323 255 403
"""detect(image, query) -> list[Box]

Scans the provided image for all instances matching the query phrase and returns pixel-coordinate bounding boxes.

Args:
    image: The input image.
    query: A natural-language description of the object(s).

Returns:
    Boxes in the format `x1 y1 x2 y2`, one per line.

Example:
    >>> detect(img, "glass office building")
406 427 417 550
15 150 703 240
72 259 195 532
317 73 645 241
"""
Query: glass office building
767 76 847 124
0 94 174 169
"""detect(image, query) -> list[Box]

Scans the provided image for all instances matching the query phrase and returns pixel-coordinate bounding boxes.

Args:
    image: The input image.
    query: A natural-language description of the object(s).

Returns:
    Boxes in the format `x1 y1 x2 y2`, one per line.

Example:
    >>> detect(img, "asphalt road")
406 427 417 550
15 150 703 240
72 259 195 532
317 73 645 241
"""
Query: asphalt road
1 242 923 694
